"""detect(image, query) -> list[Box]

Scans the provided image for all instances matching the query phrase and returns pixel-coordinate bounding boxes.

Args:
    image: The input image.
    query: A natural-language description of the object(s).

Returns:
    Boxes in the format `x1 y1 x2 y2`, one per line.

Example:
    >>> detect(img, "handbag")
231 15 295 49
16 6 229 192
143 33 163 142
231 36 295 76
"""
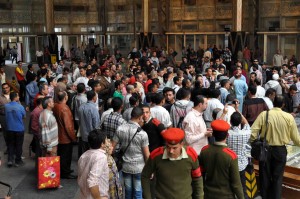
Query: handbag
251 111 269 162
114 127 141 171
38 156 60 189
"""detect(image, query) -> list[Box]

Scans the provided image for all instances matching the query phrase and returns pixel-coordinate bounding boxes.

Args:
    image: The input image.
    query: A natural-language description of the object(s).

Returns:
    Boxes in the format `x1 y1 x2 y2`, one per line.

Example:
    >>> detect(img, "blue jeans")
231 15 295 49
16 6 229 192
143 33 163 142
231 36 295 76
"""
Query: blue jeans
122 172 142 199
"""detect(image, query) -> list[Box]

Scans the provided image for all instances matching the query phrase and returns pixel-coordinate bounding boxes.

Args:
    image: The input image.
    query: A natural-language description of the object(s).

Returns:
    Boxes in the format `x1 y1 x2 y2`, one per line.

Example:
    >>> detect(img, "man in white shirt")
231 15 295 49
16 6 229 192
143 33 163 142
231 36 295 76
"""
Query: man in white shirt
172 76 182 95
217 94 239 125
74 67 92 91
183 95 212 155
36 49 43 67
150 93 172 128
254 78 266 98
263 88 276 110
203 89 224 128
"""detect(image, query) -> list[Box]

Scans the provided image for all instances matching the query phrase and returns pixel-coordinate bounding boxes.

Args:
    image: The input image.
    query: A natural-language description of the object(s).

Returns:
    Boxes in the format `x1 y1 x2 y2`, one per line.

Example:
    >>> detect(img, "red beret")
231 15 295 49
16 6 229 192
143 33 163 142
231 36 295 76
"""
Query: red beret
211 120 230 132
161 128 185 144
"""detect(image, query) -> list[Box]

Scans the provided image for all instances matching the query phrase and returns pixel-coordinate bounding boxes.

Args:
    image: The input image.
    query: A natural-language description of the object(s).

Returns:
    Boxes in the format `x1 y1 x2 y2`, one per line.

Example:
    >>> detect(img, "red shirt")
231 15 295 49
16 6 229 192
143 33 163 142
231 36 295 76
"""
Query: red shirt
144 79 152 93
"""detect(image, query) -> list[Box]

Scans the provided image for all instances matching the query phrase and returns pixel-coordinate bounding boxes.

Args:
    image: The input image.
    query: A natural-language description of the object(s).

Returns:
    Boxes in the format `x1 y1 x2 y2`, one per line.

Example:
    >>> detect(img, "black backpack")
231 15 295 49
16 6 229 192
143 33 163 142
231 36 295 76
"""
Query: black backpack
174 105 187 129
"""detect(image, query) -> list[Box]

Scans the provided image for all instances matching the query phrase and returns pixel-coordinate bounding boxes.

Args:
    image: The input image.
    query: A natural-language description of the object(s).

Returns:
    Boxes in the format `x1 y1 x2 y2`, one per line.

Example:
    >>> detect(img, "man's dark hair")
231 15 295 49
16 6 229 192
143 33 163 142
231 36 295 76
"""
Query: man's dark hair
111 97 123 111
250 72 257 77
230 112 242 127
42 96 52 109
163 87 175 95
27 64 33 70
265 88 276 97
115 80 122 89
41 68 48 76
220 79 229 87
90 80 100 91
211 89 221 98
182 79 190 88
248 85 257 95
252 64 258 70
193 95 205 106
86 69 93 77
147 83 156 93
86 90 96 101
289 84 297 92
131 106 143 119
10 92 18 101
226 94 236 103
176 88 191 100
1 83 8 88
273 95 285 108
145 93 155 104
88 129 107 149
142 104 150 110
57 91 67 102
63 67 70 73
36 97 43 106
173 76 180 84
129 96 138 106
152 93 165 105
213 131 228 142
77 83 85 94
47 77 55 85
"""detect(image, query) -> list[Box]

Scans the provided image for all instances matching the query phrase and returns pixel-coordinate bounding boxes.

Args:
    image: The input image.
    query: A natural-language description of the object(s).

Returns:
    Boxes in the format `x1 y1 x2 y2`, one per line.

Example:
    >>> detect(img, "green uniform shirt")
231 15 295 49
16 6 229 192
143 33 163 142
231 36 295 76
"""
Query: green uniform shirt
199 143 244 199
142 146 204 199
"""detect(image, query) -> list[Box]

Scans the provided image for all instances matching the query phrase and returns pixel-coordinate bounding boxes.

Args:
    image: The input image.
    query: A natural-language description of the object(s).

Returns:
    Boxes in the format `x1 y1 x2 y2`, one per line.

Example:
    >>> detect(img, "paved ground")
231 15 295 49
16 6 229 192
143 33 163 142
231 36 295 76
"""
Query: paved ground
0 60 80 199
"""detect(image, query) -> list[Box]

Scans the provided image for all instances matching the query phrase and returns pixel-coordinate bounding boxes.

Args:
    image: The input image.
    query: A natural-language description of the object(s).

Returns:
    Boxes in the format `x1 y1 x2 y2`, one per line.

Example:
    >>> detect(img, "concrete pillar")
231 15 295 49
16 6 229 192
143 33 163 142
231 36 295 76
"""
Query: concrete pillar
45 0 54 34
142 0 150 34
263 34 267 62
233 0 242 32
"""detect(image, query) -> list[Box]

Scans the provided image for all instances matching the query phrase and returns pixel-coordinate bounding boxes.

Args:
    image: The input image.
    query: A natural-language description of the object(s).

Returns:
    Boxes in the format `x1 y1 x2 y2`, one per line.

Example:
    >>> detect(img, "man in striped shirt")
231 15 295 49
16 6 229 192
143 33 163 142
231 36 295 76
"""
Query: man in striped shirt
39 96 58 157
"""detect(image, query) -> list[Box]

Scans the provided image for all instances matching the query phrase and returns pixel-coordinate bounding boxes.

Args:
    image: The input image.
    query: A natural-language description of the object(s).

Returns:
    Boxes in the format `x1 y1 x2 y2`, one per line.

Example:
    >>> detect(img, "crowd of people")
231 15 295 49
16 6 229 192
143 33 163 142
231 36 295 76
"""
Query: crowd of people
0 44 300 199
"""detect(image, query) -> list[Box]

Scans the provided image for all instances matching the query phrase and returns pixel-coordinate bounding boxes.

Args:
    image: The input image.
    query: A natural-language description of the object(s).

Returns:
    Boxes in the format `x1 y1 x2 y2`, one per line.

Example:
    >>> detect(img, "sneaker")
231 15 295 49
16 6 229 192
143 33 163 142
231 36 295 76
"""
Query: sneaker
14 161 25 167
7 161 13 168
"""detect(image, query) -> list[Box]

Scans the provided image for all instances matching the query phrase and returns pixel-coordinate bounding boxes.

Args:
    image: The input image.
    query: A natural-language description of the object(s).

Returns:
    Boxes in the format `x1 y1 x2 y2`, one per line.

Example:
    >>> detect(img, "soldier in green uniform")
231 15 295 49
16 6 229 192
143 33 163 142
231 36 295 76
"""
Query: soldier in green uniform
141 128 204 199
198 120 244 199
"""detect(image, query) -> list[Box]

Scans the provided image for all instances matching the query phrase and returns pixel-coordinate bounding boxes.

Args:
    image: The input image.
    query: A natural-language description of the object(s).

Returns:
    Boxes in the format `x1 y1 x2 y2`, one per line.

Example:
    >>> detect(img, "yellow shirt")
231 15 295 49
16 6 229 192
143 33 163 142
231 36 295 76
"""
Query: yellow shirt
250 108 300 146
15 67 24 75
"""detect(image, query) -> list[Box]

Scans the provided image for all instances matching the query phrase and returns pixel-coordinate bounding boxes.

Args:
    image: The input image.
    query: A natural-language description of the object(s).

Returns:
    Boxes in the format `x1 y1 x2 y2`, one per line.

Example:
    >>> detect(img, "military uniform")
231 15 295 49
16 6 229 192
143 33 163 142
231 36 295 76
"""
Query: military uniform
141 128 204 199
198 120 244 199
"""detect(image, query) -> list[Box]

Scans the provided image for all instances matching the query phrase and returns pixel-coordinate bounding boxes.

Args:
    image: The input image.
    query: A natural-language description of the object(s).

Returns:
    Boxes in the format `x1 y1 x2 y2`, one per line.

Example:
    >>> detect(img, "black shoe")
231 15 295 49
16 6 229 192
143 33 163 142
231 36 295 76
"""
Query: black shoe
61 174 77 179
7 161 13 168
15 161 25 167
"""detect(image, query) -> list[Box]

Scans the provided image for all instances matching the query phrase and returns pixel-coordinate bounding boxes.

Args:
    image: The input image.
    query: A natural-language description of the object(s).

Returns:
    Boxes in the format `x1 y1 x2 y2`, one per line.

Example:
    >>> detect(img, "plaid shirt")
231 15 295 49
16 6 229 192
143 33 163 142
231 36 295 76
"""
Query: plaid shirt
227 124 251 171
102 112 126 139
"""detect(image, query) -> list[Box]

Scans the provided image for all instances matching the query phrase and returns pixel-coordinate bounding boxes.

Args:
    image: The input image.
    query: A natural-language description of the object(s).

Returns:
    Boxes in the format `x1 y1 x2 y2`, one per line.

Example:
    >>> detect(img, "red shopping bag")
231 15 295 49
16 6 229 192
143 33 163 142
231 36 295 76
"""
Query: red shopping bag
38 156 60 189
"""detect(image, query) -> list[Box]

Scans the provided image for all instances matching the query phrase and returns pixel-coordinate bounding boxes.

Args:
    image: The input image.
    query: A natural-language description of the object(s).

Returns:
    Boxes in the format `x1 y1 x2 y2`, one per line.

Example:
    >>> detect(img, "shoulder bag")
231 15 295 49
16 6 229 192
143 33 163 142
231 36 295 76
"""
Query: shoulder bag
251 111 269 162
114 127 142 171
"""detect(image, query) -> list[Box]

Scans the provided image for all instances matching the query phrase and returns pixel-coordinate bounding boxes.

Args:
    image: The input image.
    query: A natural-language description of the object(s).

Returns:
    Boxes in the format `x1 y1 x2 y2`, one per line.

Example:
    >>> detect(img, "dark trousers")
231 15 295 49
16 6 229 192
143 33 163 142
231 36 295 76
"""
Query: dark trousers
37 56 43 67
12 54 17 63
78 139 89 159
18 80 26 101
0 115 8 147
57 143 73 177
259 146 287 199
7 131 24 163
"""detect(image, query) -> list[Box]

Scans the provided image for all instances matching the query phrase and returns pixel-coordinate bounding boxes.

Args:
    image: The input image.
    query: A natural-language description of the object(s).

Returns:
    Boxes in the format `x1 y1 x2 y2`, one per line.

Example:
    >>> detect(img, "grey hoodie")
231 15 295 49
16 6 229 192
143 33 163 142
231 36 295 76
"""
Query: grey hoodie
170 100 194 128
265 80 282 95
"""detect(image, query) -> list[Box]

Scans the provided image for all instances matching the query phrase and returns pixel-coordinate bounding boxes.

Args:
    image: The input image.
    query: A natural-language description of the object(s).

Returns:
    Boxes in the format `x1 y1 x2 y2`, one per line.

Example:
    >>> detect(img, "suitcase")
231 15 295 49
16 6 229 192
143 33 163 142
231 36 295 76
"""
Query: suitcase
38 156 60 189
